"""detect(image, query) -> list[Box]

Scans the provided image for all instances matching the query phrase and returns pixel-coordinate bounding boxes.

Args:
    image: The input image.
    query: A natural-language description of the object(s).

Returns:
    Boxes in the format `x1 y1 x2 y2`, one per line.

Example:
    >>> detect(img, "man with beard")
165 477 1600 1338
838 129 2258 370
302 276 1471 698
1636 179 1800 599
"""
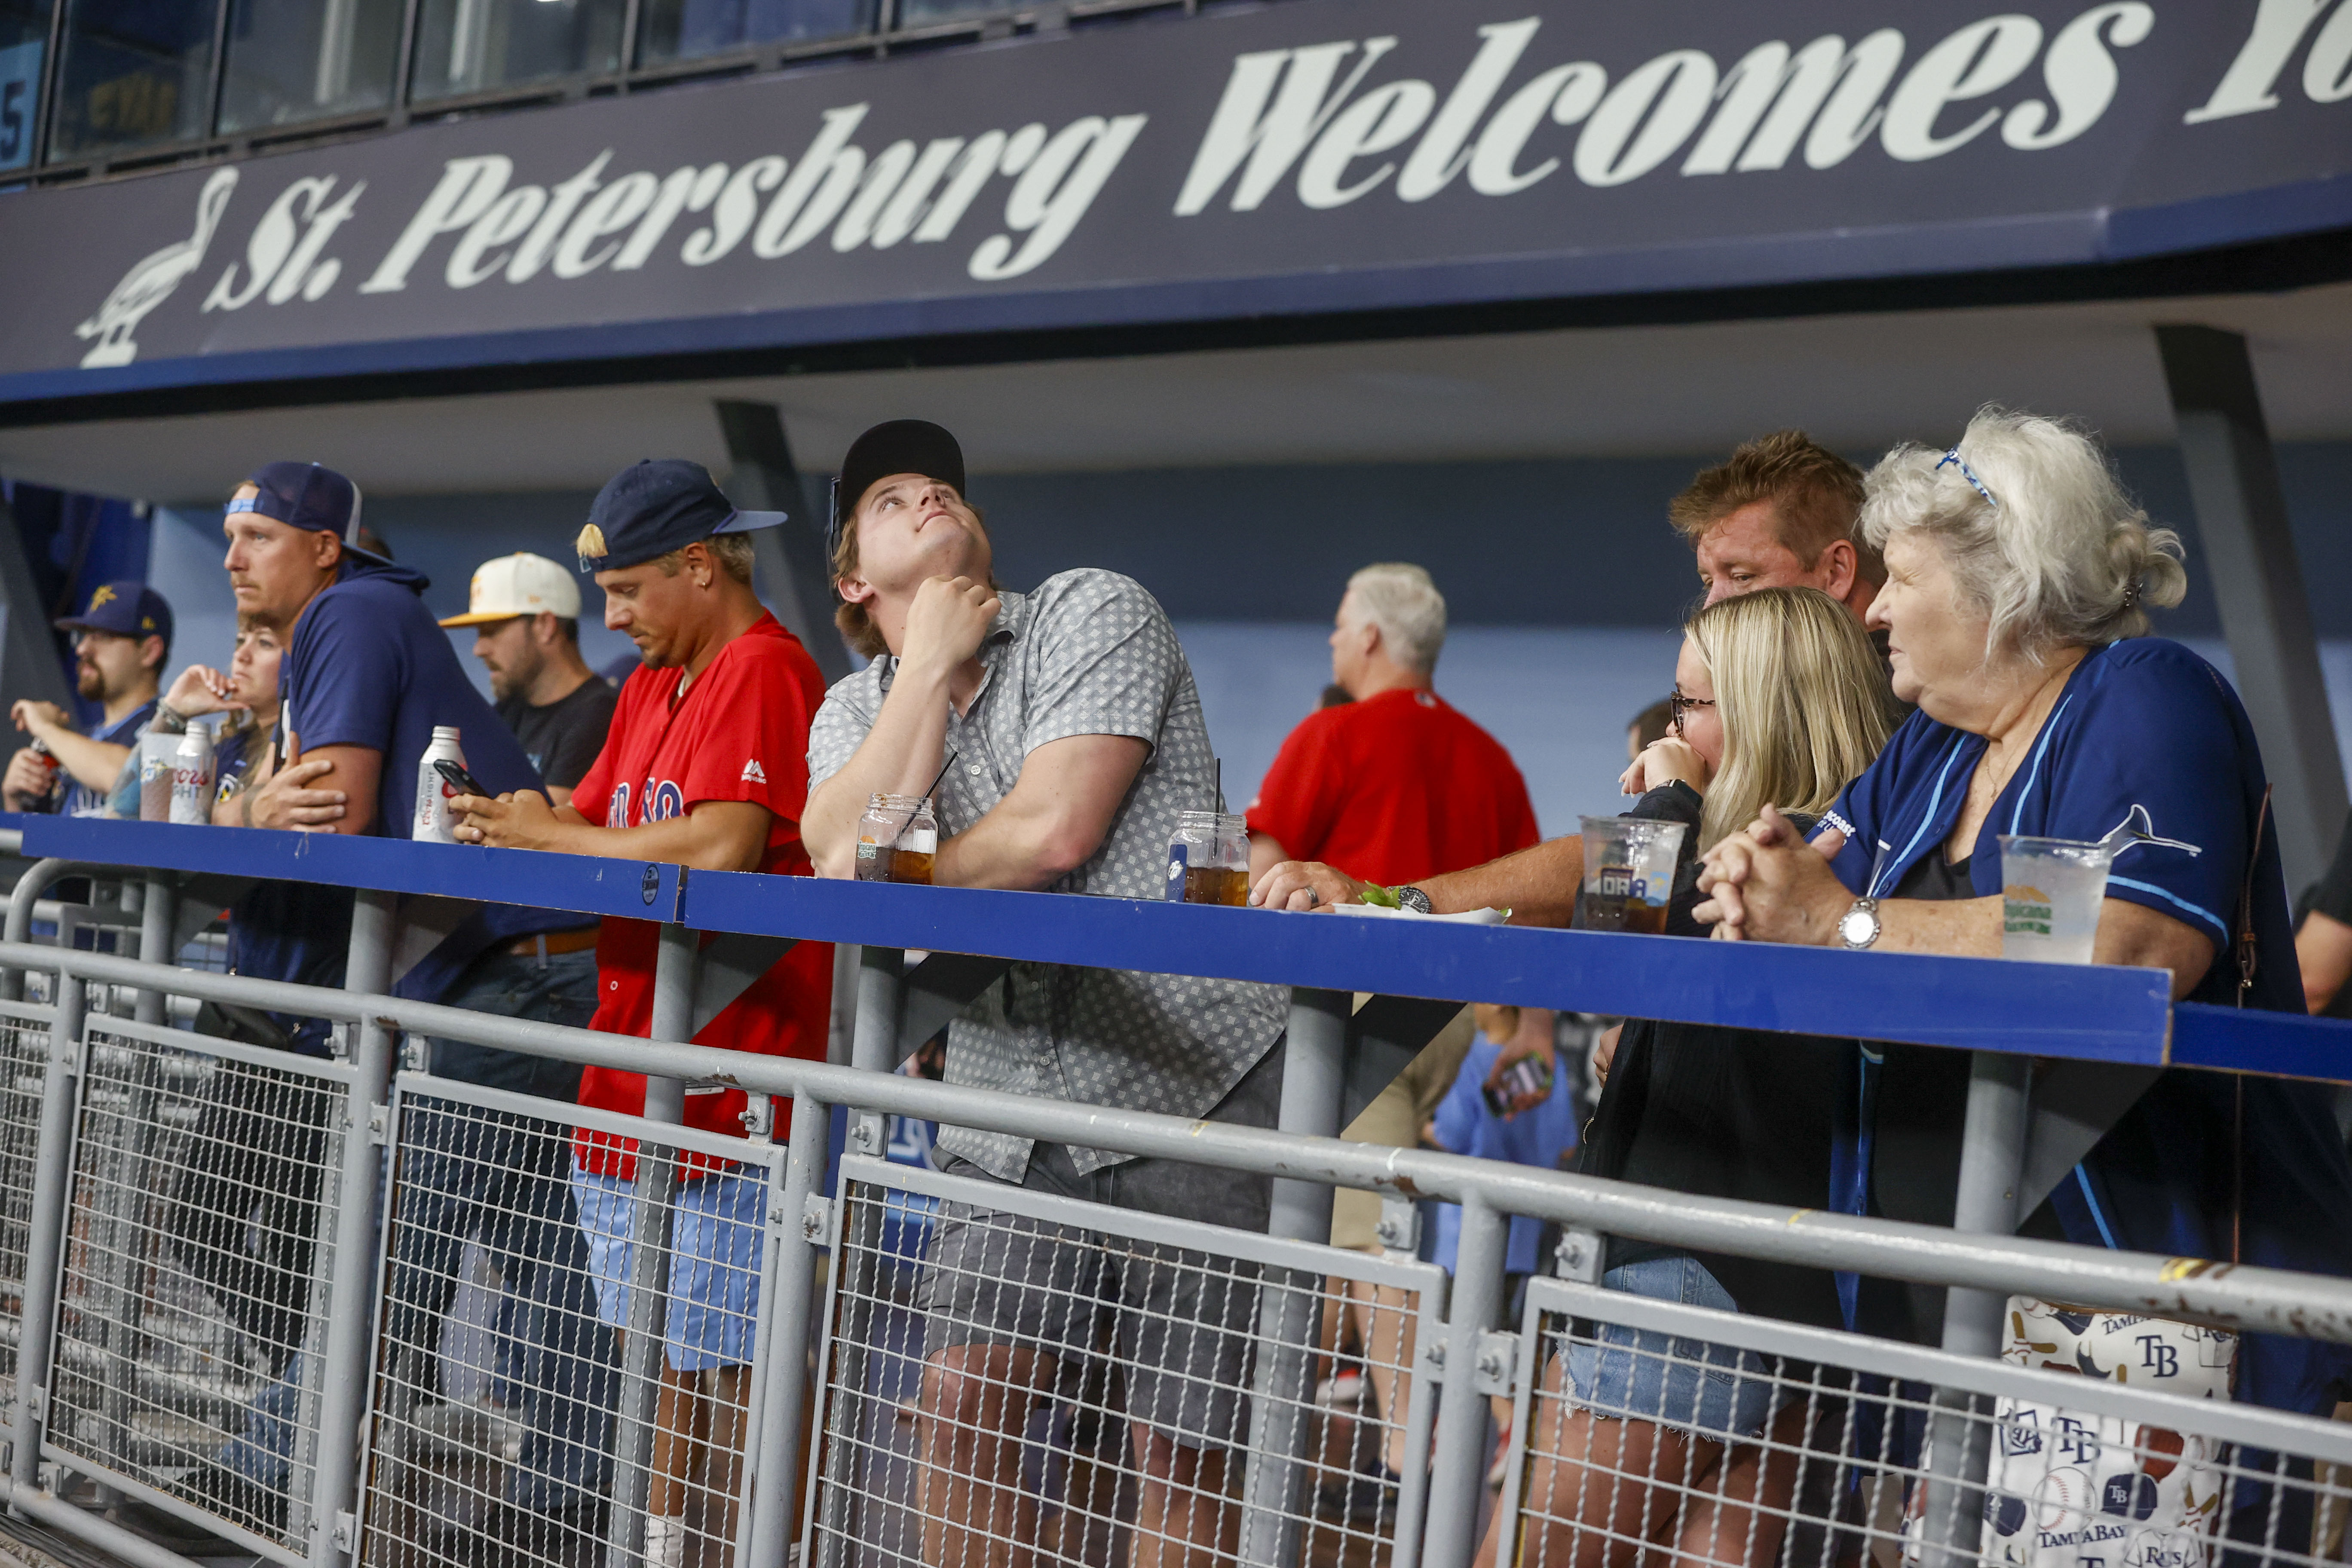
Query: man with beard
444 551 616 807
4 579 171 814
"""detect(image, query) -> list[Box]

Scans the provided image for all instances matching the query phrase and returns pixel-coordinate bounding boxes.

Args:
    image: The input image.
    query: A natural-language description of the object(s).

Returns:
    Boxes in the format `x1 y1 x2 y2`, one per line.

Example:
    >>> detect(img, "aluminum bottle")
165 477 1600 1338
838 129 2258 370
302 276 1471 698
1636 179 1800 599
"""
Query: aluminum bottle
168 726 215 825
413 726 466 843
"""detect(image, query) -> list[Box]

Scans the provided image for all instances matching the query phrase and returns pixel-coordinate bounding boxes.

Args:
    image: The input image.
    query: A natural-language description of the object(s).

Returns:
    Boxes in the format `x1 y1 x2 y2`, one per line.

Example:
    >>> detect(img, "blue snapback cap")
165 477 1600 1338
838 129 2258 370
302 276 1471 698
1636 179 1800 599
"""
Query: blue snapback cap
576 459 785 573
230 461 388 566
55 579 173 650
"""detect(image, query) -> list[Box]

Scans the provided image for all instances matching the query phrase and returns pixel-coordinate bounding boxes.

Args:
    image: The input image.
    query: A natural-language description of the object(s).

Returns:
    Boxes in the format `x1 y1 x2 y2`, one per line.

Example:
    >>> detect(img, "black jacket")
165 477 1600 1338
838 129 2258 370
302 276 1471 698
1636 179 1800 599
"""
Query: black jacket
1575 783 1851 1331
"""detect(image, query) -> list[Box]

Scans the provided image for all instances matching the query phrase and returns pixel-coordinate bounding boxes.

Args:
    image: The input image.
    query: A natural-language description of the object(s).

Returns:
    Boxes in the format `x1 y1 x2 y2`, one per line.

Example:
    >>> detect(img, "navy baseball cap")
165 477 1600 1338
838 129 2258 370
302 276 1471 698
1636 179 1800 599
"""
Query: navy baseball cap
827 420 968 572
55 580 173 651
576 460 785 573
232 461 389 566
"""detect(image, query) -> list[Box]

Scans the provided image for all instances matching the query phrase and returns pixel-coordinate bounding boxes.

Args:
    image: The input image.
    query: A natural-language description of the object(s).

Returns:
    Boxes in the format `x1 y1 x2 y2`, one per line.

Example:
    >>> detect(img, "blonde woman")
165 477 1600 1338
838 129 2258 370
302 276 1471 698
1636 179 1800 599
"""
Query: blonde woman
1489 587 1894 1568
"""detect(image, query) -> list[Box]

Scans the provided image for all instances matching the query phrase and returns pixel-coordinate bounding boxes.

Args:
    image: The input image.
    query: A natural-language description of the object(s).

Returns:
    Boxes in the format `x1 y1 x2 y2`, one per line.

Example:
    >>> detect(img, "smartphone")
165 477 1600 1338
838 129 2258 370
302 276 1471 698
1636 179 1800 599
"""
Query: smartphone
433 757 495 800
1483 1054 1554 1118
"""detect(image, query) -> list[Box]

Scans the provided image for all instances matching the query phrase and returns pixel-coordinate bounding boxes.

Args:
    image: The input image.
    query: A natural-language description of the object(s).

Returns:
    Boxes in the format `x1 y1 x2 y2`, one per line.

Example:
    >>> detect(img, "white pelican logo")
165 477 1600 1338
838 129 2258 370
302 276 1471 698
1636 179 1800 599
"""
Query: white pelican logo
75 167 238 368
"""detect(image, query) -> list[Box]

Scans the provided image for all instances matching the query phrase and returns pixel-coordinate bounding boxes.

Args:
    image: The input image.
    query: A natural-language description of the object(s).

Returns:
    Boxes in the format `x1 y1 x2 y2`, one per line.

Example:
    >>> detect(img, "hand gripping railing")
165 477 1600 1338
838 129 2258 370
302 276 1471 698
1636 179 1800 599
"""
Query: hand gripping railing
0 814 2346 1568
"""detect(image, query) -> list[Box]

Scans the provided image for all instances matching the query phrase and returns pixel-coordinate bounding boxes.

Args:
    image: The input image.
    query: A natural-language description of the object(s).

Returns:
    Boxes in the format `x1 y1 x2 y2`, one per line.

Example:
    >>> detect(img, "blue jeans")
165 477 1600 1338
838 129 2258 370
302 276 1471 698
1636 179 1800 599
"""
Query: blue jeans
1565 1255 1780 1439
225 946 612 1511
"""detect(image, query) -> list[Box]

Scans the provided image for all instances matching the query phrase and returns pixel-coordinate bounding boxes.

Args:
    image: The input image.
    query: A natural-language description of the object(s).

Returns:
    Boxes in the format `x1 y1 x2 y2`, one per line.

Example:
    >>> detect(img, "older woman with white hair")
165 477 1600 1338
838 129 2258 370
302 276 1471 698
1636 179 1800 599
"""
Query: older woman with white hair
1695 408 2352 1423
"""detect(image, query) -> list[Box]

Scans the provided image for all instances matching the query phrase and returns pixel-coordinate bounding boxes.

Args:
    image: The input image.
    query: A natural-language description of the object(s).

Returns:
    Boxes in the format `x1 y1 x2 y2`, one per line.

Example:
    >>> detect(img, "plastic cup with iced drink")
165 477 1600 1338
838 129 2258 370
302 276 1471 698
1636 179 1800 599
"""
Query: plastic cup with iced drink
138 731 178 821
1579 815 1684 934
1998 836 2111 965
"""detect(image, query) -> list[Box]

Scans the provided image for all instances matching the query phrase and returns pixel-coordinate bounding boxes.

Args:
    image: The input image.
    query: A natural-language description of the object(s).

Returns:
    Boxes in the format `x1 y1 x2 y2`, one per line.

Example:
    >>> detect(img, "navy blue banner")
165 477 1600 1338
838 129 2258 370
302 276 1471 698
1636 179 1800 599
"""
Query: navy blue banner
2 0 2348 404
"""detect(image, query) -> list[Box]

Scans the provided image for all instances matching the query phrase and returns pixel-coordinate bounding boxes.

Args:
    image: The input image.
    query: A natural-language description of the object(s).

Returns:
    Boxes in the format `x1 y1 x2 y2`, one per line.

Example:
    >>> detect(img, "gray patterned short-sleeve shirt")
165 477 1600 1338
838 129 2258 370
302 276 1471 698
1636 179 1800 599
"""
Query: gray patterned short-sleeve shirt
807 569 1287 1179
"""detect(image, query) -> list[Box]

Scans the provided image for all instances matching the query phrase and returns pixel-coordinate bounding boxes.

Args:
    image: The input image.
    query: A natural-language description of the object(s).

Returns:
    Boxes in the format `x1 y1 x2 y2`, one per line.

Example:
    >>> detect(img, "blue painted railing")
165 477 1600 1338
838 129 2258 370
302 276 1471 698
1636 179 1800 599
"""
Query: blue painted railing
15 814 2349 1081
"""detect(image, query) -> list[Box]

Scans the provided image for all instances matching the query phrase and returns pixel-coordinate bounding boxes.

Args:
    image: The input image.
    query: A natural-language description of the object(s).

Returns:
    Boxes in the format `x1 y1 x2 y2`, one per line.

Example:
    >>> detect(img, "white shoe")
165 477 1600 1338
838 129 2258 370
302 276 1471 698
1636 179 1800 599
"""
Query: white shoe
644 1515 687 1568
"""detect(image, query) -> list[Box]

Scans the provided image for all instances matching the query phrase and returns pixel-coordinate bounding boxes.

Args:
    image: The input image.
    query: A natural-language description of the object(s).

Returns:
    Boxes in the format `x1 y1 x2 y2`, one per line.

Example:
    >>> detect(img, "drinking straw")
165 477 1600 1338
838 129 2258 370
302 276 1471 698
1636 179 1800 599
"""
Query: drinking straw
925 750 958 801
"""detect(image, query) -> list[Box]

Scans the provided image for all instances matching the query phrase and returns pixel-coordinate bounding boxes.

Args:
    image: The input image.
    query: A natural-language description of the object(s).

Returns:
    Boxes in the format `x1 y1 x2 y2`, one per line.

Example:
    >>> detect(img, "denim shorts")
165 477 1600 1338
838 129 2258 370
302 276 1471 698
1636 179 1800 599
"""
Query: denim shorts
1565 1254 1780 1439
572 1163 764 1372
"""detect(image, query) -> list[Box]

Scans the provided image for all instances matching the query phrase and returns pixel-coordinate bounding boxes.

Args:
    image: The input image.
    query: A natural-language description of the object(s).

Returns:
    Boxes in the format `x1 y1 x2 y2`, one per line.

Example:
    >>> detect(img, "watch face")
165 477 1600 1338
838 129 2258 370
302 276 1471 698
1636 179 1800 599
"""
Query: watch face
1840 908 1876 947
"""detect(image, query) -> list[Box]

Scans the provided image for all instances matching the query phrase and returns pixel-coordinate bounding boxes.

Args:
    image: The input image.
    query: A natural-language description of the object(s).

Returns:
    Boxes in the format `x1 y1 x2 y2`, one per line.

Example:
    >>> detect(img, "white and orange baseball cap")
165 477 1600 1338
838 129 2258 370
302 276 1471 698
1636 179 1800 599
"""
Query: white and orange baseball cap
439 552 582 627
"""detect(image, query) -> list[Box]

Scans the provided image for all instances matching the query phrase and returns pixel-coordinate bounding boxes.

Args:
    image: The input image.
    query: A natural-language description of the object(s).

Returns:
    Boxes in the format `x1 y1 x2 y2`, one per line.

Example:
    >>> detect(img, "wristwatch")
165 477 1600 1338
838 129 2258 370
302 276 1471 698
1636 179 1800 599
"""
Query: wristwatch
1838 897 1882 950
1392 885 1433 915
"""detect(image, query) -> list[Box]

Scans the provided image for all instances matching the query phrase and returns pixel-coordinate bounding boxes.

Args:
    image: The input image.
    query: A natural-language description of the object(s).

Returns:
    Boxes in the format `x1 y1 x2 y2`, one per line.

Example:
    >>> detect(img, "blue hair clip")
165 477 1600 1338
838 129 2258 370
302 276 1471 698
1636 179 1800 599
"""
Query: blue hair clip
1936 447 1999 509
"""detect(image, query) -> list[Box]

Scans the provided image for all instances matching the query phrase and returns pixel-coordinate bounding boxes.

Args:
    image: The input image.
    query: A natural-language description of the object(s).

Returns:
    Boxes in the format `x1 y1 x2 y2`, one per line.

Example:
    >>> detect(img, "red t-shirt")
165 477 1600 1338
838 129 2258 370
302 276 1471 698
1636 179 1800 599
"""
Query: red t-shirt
1245 688 1540 888
572 613 833 1179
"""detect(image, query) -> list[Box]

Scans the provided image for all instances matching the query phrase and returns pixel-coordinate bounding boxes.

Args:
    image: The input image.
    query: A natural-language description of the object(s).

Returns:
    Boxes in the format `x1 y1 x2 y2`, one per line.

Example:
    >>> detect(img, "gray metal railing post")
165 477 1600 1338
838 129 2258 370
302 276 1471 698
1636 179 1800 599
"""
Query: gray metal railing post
1917 1049 2031 1568
814 944 901 1568
2 859 96 1004
605 920 694 1568
1423 1191 1507 1568
132 872 176 1022
851 945 903 1075
304 886 397 1567
1236 987 1349 1568
85 873 182 1507
10 958 85 1501
741 1088 831 1567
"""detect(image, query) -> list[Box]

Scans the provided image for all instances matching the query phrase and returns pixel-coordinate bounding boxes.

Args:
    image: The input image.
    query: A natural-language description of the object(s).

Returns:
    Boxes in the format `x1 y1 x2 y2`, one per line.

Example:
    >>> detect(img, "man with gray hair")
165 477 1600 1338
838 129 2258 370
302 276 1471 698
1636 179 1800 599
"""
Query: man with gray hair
1244 564 1542 1500
1245 563 1535 890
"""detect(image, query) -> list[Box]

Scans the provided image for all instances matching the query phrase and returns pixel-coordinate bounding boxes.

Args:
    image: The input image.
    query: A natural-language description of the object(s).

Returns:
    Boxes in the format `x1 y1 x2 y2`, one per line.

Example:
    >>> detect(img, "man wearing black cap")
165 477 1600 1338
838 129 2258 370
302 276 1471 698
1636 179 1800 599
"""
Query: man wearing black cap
4 579 172 815
804 421 1286 1568
133 461 617 1554
452 459 835 1568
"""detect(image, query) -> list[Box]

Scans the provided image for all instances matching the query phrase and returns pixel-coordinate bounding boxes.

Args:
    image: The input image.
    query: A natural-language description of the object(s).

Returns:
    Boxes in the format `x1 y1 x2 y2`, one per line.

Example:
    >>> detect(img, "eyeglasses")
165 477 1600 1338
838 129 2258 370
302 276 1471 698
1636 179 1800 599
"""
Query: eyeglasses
824 476 843 567
1669 689 1715 735
1936 446 1999 509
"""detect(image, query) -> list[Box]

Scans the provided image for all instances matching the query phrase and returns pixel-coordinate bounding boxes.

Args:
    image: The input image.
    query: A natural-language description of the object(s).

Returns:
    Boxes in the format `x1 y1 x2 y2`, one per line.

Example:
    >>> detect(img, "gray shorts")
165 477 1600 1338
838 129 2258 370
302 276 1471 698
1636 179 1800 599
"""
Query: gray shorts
920 1042 1283 1449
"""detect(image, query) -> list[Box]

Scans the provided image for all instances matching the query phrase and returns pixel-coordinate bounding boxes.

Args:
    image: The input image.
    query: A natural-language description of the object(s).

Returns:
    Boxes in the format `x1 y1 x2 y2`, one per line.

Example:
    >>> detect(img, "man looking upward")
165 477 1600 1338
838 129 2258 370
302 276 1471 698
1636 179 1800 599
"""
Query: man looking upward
802 420 1285 1568
5 580 172 815
442 551 616 808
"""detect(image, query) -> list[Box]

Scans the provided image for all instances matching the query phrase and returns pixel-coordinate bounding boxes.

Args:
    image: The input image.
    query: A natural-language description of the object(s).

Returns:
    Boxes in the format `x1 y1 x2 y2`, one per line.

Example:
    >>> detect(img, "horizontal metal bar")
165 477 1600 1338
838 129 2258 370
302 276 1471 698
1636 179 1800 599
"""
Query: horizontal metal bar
0 1477 211 1568
36 1443 305 1567
838 1152 1446 1292
392 1068 788 1170
86 1014 358 1084
25 817 2220 1067
7 938 2347 1346
2171 999 2352 1078
1526 1277 2352 1467
26 818 683 925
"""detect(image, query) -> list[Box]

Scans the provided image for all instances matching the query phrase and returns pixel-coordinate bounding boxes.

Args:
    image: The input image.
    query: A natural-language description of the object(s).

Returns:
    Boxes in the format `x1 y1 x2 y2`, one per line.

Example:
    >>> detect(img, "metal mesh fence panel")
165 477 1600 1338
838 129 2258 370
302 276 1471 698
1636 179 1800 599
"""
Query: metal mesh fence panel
809 1154 1442 1568
359 1076 785 1568
1498 1276 2352 1568
45 1018 350 1562
0 1001 55 1435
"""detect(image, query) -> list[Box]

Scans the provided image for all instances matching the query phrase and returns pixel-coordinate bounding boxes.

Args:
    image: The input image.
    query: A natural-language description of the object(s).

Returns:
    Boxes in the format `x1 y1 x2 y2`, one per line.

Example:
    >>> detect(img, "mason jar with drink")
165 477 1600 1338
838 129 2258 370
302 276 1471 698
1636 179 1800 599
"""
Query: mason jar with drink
1165 810 1248 906
1577 815 1684 933
855 793 938 885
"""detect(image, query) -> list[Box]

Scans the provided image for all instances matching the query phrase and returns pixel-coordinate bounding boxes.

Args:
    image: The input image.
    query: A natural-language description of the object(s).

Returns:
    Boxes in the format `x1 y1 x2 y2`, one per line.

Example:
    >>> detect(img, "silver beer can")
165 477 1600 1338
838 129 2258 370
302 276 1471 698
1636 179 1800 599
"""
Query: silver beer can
413 726 466 843
168 727 215 826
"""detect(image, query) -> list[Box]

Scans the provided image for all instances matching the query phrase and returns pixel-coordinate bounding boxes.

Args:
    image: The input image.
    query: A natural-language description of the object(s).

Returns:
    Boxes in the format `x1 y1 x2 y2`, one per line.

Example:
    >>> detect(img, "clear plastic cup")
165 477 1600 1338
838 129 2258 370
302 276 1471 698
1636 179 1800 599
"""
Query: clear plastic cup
1579 815 1685 933
1998 835 2111 965
138 731 178 821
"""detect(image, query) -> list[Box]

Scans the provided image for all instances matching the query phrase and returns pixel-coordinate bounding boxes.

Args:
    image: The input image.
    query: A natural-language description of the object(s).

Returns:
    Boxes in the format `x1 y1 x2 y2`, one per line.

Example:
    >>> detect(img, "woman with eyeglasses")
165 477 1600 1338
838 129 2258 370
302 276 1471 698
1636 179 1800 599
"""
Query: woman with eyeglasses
1489 585 1896 1568
1694 410 2352 1434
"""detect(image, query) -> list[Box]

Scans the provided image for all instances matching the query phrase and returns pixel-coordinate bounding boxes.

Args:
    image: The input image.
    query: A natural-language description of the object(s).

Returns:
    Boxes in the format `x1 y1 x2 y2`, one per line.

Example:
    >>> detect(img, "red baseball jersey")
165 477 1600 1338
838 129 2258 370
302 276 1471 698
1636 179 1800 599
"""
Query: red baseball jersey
1245 688 1540 888
573 612 833 1179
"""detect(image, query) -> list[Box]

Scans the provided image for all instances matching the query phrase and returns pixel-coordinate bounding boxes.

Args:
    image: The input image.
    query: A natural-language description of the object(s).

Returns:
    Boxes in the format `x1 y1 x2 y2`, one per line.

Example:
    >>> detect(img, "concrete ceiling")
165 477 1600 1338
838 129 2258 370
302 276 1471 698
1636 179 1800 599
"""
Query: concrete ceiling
3 282 2349 503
